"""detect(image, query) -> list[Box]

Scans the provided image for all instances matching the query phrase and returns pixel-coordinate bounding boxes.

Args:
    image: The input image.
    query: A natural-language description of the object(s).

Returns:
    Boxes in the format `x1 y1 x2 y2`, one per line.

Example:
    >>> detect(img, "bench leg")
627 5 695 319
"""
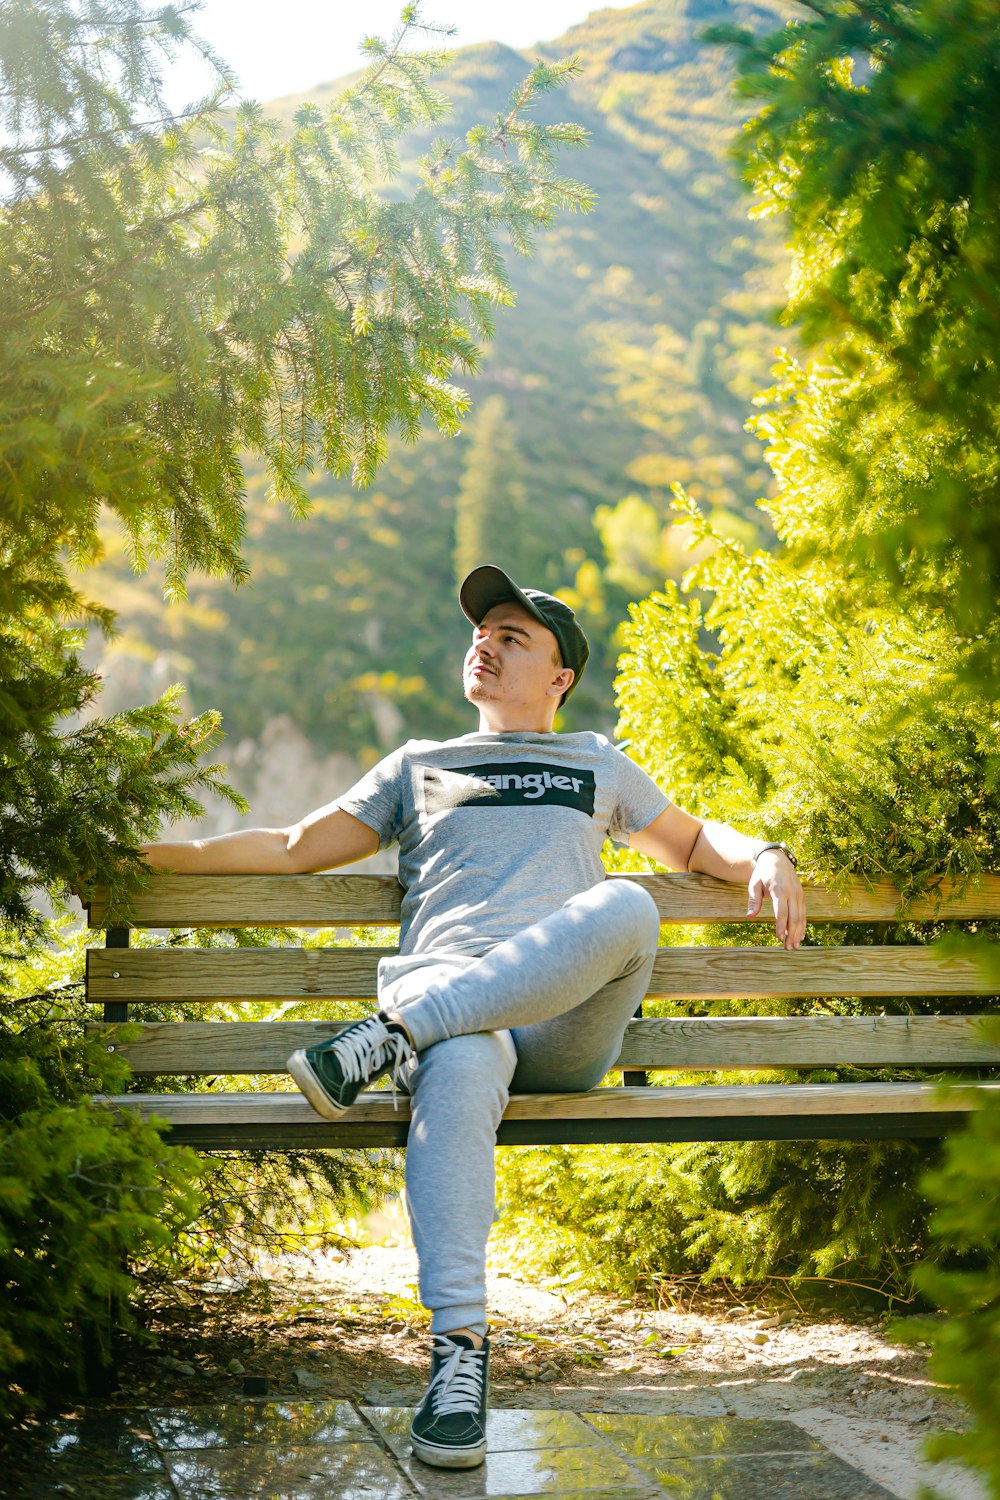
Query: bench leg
81 925 131 1393
622 1001 647 1087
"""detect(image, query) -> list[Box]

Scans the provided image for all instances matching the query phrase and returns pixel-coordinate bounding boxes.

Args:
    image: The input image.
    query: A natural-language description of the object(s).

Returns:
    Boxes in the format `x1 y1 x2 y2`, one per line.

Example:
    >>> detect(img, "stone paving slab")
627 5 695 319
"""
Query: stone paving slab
146 1399 368 1450
632 1452 899 1499
161 1439 412 1499
365 1405 604 1454
12 1401 903 1500
16 1412 176 1500
583 1411 826 1458
366 1405 643 1496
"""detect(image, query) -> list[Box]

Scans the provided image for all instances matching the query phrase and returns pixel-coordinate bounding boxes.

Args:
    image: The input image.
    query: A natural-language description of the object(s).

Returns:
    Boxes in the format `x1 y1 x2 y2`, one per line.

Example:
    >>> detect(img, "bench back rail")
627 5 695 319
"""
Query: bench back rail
85 871 1000 928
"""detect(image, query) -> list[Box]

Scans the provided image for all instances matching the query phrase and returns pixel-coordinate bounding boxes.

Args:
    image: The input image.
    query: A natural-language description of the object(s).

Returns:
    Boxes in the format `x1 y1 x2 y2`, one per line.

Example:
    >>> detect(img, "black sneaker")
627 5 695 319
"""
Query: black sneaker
410 1333 489 1469
286 1012 414 1120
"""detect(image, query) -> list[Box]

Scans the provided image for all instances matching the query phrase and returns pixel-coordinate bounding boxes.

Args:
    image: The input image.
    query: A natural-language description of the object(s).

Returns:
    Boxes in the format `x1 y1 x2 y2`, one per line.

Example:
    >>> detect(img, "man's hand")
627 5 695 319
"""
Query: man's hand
630 809 808 949
747 850 806 950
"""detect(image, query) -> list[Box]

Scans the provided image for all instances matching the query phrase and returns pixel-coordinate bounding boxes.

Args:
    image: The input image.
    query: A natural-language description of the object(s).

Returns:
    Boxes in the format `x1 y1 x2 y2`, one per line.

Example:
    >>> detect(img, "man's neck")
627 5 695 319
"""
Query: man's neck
476 709 557 735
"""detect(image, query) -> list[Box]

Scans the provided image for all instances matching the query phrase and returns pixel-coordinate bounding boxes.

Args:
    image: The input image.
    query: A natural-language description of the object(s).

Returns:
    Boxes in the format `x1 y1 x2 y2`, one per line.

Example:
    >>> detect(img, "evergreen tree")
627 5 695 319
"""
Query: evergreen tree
709 0 1000 663
0 0 593 925
704 5 1000 1486
0 0 594 1417
497 2 1000 1415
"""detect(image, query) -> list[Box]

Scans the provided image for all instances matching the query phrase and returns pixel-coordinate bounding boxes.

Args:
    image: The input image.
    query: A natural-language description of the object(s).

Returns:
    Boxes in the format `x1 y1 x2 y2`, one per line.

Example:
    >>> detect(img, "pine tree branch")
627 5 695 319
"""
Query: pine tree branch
0 99 223 164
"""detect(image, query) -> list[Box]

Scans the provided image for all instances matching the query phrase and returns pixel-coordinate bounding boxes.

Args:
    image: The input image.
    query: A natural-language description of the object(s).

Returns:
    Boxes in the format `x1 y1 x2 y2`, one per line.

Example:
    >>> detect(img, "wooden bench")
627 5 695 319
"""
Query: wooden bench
84 872 1000 1150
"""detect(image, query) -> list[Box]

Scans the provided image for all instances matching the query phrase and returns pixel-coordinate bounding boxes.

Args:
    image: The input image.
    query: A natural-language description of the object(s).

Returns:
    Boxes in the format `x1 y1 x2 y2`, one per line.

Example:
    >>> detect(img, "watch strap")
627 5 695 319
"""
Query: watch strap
753 841 797 869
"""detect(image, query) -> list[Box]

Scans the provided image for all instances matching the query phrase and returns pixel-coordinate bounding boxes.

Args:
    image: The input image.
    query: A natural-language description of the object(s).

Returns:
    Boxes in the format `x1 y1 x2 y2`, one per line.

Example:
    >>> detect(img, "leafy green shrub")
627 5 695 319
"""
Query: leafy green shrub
494 465 998 1297
499 1133 933 1303
0 992 203 1424
497 0 1000 1306
0 921 400 1423
902 1023 1000 1495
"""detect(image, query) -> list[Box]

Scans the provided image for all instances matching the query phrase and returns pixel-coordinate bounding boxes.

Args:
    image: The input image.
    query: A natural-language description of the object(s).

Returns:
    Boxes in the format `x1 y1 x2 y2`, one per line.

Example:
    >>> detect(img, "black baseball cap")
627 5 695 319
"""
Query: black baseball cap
459 564 590 699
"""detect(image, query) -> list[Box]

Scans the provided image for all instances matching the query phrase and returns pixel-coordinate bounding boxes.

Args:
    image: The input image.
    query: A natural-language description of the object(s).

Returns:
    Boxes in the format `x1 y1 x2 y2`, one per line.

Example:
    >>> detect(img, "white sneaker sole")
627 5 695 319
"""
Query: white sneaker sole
286 1049 350 1120
410 1433 487 1469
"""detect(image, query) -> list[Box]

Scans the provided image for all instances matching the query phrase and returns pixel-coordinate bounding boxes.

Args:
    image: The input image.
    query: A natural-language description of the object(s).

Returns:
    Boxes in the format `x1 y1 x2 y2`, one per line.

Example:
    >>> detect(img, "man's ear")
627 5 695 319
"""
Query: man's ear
549 667 575 698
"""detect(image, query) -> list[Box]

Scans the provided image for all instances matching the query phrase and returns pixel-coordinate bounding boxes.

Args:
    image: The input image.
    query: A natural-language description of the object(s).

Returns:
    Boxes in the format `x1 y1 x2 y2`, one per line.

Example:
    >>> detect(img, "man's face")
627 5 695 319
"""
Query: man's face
462 602 571 712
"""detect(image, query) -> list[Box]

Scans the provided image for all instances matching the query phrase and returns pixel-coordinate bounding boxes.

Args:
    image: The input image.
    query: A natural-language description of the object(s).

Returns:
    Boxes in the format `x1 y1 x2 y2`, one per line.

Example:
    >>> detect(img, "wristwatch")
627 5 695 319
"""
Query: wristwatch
753 842 797 869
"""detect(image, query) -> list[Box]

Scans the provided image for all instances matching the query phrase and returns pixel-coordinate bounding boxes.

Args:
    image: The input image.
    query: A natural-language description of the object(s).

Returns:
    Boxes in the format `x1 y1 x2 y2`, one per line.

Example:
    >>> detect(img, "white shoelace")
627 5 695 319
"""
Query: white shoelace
335 1017 414 1107
426 1338 486 1417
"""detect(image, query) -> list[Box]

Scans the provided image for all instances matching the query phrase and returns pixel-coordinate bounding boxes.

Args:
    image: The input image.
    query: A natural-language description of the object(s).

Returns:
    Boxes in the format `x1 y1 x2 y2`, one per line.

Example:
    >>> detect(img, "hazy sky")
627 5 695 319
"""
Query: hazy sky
166 1 640 107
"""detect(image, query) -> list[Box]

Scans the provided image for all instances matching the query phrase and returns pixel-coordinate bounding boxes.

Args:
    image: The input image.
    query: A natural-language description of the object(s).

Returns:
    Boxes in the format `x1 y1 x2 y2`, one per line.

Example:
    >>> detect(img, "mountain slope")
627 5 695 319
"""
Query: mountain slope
90 0 793 769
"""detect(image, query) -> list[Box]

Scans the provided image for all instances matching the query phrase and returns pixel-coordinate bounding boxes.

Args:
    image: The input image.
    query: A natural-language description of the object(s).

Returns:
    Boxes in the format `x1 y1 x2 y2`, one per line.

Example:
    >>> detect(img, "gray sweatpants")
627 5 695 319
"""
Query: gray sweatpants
377 879 661 1337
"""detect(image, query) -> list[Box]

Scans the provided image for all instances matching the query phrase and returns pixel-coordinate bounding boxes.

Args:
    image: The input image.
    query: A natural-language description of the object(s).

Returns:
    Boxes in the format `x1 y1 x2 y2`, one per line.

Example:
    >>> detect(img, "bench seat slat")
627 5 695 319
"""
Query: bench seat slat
86 944 998 1003
101 1079 999 1122
84 871 1000 929
96 1081 1000 1149
85 1015 1000 1074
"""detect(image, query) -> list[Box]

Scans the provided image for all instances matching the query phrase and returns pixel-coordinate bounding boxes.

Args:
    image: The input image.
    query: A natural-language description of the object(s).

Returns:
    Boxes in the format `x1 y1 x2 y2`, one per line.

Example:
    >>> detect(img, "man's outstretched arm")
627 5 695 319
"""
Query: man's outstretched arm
141 803 380 875
630 804 806 950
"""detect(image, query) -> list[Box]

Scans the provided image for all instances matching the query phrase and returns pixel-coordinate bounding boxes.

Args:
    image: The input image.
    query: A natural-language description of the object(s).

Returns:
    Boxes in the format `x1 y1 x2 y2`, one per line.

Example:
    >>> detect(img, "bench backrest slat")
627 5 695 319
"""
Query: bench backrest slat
86 943 997 1004
85 1014 1000 1075
84 871 1000 929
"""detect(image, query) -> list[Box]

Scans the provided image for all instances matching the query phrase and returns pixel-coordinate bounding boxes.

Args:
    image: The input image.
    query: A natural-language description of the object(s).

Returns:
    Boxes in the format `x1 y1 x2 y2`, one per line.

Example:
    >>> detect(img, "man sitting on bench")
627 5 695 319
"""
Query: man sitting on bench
140 563 805 1470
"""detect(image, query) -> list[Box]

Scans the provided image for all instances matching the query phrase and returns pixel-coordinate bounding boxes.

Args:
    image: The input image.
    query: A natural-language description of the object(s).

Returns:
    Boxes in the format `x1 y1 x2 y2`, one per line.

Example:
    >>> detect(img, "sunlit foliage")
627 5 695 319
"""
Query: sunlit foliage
711 0 1000 648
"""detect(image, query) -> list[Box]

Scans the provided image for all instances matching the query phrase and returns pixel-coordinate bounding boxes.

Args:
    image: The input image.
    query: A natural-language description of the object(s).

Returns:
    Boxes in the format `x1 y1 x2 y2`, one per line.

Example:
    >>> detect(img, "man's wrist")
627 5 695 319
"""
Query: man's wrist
752 841 797 870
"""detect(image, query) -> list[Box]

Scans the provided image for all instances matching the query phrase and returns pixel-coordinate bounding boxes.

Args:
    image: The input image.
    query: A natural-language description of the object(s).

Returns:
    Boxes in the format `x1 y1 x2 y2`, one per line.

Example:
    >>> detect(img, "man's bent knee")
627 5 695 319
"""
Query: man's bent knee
595 877 661 949
409 1030 516 1111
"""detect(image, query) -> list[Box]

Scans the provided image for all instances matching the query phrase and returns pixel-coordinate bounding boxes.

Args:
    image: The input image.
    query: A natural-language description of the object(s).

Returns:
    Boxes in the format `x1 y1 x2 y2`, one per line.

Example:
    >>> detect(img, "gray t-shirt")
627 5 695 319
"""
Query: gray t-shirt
337 730 670 958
